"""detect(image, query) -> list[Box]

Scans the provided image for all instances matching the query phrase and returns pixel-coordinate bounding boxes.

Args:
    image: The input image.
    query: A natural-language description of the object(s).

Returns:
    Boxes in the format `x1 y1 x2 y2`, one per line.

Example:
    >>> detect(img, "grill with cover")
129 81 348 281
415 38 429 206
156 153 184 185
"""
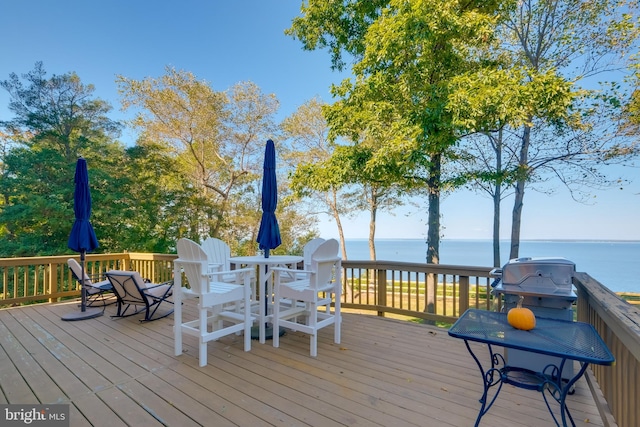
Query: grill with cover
491 257 577 381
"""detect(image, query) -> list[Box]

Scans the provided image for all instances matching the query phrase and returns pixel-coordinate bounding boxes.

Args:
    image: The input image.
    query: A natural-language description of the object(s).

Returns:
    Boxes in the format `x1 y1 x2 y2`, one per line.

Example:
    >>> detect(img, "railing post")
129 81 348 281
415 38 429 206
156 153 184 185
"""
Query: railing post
377 269 387 317
459 275 469 316
48 262 56 304
424 273 436 325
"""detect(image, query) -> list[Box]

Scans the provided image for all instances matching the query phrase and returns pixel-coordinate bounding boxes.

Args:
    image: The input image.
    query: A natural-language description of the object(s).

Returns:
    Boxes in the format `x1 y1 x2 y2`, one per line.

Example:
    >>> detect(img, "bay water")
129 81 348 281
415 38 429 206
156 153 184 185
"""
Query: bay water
343 239 640 294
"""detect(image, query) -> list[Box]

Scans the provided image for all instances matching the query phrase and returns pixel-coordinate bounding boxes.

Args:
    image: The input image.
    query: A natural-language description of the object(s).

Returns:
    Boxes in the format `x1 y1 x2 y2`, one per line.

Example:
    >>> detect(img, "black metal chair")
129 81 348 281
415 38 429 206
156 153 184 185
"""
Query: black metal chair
105 270 174 322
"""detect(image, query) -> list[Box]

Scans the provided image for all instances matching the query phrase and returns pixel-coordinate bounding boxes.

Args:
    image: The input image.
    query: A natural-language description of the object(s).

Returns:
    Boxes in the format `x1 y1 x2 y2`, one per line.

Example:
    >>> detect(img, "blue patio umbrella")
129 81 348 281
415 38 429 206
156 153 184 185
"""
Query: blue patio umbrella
256 139 281 258
62 157 102 321
254 139 283 339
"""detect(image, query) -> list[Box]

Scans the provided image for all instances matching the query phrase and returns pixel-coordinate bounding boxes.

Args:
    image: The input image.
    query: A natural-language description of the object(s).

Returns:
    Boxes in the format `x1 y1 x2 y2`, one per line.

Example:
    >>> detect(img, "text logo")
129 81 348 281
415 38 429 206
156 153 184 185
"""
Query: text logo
1 405 69 426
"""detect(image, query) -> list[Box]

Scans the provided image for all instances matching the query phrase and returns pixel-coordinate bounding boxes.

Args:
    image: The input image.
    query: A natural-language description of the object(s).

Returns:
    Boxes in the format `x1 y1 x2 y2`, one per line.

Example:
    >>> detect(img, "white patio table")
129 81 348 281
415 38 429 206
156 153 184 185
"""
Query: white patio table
229 255 303 343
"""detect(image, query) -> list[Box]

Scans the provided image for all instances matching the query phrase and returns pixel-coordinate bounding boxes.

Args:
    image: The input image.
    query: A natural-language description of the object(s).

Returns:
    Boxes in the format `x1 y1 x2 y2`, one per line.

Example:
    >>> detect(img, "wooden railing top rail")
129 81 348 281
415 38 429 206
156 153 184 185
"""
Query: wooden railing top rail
341 259 493 276
575 272 640 360
573 273 640 427
0 253 177 264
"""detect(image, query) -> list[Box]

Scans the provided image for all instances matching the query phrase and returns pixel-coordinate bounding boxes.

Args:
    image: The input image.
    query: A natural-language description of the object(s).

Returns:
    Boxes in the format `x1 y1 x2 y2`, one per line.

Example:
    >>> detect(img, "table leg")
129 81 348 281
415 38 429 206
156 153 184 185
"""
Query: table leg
246 263 287 343
539 360 588 427
258 264 267 343
173 265 183 356
464 340 505 427
465 339 588 427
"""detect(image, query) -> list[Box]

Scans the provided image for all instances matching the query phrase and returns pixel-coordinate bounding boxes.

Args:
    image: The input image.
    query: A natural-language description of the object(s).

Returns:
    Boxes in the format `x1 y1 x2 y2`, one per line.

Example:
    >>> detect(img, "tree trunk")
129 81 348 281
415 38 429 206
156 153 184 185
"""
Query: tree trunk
493 187 501 267
510 179 525 259
424 153 441 325
492 129 503 268
510 123 532 259
336 215 347 261
426 153 441 264
368 189 377 260
330 190 348 261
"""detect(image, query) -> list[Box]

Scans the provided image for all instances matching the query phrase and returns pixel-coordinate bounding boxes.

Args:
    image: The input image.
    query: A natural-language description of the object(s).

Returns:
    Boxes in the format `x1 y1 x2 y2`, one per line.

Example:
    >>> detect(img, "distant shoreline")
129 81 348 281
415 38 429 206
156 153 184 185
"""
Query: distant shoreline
343 239 640 293
344 238 640 243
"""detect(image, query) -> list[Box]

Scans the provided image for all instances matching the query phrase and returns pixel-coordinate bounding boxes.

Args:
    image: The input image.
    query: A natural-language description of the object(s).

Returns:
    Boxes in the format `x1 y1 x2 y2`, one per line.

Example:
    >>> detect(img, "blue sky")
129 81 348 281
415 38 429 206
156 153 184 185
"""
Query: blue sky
2 0 639 241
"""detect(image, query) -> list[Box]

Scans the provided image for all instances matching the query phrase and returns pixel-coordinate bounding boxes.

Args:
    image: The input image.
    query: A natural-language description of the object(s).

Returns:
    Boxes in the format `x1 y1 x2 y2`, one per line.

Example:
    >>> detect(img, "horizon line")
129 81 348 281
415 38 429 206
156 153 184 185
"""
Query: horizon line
340 238 640 243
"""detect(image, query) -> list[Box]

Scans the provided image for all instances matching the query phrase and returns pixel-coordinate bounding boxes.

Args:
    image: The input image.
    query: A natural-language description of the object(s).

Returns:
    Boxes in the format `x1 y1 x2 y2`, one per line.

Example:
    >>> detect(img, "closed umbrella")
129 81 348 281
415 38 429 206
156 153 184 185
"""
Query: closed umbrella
62 157 103 321
256 139 281 257
254 139 283 339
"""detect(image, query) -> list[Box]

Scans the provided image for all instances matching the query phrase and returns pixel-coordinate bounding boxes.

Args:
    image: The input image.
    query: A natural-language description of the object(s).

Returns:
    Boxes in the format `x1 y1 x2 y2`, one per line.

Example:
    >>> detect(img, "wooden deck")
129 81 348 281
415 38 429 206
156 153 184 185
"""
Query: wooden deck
0 299 611 427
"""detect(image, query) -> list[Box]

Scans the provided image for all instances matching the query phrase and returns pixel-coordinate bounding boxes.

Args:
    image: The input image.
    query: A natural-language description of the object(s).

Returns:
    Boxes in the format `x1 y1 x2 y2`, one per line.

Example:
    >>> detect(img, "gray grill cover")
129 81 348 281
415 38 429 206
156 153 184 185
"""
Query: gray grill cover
498 257 575 295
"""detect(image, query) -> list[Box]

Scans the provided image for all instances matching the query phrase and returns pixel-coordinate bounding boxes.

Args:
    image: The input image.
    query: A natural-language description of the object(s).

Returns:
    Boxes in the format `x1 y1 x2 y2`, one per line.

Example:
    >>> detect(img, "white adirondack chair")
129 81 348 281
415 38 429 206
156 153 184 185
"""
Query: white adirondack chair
272 238 341 357
174 238 255 367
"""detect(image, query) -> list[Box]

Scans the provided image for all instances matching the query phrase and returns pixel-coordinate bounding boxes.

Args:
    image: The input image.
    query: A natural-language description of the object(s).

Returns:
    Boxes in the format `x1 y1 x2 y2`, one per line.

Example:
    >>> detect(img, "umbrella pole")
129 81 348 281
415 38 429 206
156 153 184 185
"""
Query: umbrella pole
61 157 102 321
80 250 87 312
250 262 285 340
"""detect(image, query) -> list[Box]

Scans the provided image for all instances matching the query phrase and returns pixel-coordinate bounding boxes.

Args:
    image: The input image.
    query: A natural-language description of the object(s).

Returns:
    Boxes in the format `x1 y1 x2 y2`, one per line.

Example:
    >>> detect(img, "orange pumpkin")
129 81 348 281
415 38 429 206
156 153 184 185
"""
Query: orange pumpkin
507 296 536 330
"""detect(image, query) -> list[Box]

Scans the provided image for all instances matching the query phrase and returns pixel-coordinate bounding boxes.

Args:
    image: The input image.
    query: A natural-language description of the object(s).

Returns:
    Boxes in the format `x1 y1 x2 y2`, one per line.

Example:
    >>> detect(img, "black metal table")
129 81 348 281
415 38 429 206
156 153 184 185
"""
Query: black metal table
448 309 614 427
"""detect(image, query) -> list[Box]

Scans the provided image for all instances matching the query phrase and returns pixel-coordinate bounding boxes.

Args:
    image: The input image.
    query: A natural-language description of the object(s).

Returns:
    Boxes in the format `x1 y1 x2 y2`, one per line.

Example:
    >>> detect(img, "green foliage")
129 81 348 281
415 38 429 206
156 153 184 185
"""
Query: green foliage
286 0 390 71
448 68 577 133
118 69 269 240
0 63 125 256
289 0 512 262
95 140 194 253
116 68 315 254
0 61 120 161
0 64 317 257
443 0 640 261
622 63 640 134
2 2 637 262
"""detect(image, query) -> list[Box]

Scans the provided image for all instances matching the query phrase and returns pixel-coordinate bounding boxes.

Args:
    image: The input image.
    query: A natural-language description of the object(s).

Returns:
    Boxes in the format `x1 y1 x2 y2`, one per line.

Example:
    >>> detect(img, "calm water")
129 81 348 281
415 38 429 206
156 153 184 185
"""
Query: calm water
343 239 640 294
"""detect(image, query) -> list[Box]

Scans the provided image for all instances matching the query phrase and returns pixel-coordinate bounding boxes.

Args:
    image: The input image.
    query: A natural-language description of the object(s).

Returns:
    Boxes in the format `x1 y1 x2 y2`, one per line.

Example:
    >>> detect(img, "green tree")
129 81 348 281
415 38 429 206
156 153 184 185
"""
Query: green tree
622 65 640 135
118 68 234 239
1 61 120 161
281 98 356 259
495 0 639 259
444 1 640 265
117 69 272 240
98 139 195 253
118 68 312 254
288 0 510 263
310 144 406 260
448 67 576 266
0 63 124 256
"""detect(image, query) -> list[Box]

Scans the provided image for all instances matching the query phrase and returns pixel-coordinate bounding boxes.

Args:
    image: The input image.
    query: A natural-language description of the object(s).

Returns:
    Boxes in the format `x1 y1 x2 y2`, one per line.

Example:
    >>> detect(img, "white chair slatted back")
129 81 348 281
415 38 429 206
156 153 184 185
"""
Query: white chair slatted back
272 238 341 357
303 238 326 270
176 238 209 295
310 239 340 289
201 237 231 271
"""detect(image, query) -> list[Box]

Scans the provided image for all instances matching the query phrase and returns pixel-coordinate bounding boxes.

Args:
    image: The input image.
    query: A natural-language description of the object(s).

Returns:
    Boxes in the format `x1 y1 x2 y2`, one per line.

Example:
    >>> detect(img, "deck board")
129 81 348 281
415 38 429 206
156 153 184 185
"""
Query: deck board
0 300 611 427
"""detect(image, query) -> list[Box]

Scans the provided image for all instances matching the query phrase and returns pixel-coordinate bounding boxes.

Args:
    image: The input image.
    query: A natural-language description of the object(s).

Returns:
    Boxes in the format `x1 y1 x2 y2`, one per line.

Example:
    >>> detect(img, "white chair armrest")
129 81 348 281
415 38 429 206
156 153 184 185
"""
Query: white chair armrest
207 268 255 282
272 267 316 281
208 267 254 279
